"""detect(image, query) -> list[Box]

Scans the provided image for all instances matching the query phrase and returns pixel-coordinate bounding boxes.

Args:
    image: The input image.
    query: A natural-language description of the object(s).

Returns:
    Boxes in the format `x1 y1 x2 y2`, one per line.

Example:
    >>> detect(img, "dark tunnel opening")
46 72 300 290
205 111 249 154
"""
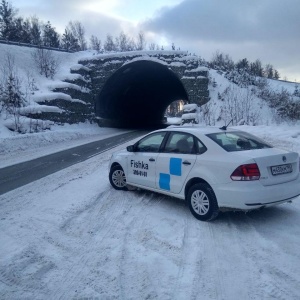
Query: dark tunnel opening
96 60 189 128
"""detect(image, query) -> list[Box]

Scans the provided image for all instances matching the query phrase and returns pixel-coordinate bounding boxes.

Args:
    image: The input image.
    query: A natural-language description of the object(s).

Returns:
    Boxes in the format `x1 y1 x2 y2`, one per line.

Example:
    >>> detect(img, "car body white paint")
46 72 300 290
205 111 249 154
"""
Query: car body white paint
109 127 300 211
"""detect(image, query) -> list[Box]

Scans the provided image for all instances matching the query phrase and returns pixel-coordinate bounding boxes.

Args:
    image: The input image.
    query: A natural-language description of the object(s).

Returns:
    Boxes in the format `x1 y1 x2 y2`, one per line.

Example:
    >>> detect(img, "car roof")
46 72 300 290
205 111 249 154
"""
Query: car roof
158 125 239 135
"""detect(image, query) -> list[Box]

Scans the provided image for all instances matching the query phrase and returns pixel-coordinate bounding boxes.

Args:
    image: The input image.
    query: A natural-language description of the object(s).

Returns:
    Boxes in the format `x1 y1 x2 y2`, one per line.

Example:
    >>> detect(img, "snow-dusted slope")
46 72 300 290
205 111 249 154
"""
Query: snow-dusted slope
1 44 300 300
1 131 300 299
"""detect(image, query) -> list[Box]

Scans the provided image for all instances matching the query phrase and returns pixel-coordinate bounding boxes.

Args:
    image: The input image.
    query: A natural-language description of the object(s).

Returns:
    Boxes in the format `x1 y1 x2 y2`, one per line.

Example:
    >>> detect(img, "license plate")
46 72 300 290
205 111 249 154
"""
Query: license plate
271 164 292 176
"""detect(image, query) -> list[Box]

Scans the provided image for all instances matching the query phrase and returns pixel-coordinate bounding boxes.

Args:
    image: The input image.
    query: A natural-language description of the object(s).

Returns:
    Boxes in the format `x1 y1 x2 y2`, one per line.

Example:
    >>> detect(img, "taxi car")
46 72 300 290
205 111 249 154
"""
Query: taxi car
109 126 300 221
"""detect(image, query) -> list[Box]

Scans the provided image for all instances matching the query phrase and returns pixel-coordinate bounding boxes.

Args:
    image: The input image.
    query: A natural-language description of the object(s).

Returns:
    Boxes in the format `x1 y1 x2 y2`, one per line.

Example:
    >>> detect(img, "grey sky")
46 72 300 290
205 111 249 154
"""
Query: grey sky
13 0 300 81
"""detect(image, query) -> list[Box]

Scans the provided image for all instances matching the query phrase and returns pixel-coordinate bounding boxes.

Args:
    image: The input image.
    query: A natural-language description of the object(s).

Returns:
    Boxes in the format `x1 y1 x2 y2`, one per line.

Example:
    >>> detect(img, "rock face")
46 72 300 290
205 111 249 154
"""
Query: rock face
30 50 209 126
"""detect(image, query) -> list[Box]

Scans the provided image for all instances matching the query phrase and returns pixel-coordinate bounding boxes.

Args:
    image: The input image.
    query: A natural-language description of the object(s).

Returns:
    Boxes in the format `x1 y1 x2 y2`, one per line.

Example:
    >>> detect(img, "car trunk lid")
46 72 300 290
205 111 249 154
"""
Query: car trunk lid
236 148 299 186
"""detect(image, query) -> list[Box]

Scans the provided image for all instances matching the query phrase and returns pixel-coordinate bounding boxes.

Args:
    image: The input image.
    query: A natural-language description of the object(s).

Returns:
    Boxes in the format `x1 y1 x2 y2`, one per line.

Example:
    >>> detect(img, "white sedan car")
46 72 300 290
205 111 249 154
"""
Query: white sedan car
109 126 300 221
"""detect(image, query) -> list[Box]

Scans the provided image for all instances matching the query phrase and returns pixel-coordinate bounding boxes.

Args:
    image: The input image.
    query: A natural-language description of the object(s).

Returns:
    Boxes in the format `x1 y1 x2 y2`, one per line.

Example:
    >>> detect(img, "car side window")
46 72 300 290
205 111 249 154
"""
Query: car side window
135 132 166 152
163 132 196 154
196 139 207 154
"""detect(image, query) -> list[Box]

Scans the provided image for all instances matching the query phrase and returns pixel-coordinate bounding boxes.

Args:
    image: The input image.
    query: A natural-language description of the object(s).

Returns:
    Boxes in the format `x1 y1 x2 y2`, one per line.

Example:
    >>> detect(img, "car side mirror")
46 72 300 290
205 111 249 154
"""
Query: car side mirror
127 145 135 152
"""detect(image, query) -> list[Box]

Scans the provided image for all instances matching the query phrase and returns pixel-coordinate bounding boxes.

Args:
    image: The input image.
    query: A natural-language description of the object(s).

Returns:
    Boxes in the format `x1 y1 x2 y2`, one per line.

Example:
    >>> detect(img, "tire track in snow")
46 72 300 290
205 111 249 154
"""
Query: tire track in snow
228 212 300 300
50 189 135 299
118 192 160 300
172 216 229 300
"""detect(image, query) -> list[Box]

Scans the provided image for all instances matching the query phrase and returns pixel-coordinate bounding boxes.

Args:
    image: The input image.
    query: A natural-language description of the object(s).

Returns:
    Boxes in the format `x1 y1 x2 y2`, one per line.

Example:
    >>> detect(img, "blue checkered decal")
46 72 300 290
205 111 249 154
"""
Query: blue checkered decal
159 157 182 191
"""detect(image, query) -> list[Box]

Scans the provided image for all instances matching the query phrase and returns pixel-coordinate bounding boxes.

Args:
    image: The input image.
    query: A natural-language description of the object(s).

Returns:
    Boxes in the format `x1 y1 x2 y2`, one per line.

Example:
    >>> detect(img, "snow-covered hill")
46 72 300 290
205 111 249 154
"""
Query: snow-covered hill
0 43 299 159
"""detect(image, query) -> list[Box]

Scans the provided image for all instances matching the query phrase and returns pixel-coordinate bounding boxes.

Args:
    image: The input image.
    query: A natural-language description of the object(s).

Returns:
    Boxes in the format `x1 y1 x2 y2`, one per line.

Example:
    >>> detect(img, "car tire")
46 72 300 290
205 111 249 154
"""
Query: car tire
109 165 127 190
187 183 219 221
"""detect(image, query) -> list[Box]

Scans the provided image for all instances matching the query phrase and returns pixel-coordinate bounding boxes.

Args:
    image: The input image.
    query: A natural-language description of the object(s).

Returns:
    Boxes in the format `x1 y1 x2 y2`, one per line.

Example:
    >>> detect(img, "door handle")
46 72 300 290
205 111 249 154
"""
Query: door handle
182 161 191 165
149 158 155 162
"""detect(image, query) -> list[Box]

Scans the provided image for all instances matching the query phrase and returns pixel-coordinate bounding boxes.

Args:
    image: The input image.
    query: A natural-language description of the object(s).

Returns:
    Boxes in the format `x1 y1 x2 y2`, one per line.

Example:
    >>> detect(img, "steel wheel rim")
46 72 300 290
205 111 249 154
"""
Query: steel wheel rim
191 190 210 215
112 170 126 188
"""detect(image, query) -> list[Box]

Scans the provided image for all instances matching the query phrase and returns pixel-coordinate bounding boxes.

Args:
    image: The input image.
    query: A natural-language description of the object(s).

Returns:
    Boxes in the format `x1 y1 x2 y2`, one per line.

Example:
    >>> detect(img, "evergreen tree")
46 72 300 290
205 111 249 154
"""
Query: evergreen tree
0 0 17 39
274 69 280 80
236 58 249 71
61 27 79 51
293 84 300 97
3 74 23 111
11 16 23 41
19 17 31 43
250 59 263 77
264 64 274 79
43 21 60 47
29 16 42 45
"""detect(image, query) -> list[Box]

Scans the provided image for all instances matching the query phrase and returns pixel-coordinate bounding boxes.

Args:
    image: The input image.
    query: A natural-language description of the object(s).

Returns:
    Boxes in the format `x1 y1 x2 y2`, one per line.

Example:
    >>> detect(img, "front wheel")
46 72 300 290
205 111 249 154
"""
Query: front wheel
109 165 127 190
187 183 219 221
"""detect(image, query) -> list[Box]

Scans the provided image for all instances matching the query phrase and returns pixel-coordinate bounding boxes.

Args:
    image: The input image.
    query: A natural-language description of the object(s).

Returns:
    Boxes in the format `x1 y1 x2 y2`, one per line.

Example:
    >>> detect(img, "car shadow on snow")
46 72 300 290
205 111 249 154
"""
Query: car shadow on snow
129 189 299 226
216 202 299 226
120 183 300 227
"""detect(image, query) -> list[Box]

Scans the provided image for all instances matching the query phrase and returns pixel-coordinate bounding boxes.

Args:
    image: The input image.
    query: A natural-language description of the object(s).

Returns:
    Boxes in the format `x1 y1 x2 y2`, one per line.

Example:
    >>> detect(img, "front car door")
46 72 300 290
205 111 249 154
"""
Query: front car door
156 132 198 194
127 131 167 188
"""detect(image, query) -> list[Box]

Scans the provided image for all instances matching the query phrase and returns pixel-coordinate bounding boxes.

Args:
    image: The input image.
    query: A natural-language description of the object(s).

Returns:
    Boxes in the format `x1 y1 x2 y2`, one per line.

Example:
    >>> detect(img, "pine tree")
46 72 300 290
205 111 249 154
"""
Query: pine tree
250 59 263 77
274 69 280 80
61 28 79 51
264 64 274 79
1 53 25 131
293 84 300 97
19 17 31 43
236 58 249 71
43 21 60 48
0 0 17 39
3 74 23 112
30 16 42 45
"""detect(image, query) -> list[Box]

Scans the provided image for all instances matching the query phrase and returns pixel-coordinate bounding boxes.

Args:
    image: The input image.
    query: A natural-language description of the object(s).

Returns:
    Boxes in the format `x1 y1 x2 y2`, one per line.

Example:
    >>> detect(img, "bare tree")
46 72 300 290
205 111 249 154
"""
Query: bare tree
148 43 156 50
117 31 135 51
200 101 216 126
32 48 59 79
67 21 87 50
136 31 146 50
104 34 116 52
90 35 101 52
220 85 260 125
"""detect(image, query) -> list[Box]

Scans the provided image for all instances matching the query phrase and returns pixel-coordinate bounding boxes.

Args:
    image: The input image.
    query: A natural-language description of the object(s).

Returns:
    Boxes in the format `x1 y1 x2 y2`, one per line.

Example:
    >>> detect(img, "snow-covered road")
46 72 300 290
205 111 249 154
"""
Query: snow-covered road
1 130 300 300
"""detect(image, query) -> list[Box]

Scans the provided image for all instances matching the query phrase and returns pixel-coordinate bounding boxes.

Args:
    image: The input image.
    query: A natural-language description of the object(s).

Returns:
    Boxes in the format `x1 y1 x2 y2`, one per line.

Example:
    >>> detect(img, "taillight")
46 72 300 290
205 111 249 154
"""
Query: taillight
231 163 260 181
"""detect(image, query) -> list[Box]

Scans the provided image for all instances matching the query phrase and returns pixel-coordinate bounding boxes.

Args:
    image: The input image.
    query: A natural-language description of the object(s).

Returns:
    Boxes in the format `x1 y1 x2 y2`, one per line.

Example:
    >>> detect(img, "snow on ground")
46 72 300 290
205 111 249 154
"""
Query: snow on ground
1 43 300 299
0 124 300 300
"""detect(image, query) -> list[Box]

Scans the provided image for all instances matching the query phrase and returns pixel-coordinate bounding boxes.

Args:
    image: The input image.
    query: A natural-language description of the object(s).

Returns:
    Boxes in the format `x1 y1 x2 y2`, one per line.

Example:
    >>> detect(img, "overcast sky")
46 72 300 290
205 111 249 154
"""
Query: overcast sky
13 0 300 81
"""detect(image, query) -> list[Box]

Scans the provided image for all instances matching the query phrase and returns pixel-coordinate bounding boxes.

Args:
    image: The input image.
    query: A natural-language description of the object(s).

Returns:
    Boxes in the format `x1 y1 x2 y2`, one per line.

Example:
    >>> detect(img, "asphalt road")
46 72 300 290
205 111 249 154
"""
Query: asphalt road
0 130 147 196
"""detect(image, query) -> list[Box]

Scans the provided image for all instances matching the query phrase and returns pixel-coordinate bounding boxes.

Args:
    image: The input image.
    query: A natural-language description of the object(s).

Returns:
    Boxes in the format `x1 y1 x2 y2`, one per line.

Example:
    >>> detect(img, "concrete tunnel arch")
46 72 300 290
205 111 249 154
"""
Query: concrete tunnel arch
96 60 189 127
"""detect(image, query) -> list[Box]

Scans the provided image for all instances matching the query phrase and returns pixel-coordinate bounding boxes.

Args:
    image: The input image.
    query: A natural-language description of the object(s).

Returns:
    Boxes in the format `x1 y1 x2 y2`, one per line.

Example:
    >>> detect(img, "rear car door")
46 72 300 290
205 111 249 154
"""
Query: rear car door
156 132 197 194
127 131 167 188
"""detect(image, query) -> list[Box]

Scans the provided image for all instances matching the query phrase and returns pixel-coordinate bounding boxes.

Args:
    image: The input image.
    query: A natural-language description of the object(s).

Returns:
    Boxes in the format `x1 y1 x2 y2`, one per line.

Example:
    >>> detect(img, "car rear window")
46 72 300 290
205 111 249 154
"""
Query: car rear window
206 131 272 152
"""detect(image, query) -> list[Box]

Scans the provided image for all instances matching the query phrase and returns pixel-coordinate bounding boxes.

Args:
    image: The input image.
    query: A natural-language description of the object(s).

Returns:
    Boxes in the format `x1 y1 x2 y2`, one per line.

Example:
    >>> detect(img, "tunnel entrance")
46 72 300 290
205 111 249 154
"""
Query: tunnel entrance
96 60 189 128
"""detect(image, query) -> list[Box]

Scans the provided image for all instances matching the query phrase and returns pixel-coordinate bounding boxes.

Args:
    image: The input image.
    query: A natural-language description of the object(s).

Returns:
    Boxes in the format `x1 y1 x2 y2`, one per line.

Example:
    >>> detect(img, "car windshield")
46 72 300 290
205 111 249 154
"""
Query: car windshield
206 131 272 152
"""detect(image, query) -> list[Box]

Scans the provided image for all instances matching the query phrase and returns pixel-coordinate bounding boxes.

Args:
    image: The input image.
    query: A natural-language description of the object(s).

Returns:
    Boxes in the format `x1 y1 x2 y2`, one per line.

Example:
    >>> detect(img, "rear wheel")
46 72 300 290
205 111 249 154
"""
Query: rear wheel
109 165 127 190
187 183 219 221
